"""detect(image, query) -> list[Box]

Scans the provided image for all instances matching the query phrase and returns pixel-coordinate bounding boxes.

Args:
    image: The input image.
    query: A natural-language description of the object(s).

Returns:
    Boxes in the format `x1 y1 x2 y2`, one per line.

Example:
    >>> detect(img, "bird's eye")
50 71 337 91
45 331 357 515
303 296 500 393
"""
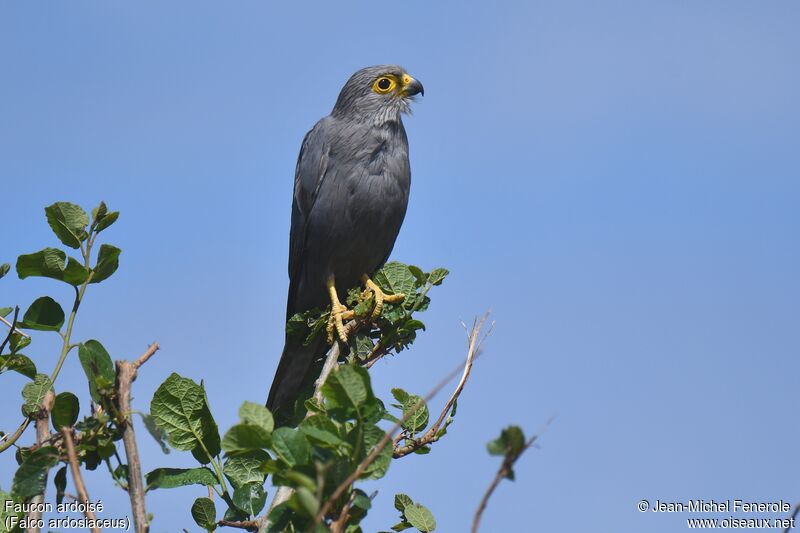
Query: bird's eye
372 76 396 94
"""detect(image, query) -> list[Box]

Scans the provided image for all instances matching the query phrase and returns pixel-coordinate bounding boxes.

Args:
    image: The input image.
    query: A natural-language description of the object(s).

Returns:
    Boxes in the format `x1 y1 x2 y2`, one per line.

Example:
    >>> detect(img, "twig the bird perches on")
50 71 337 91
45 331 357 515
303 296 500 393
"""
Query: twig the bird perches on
27 390 55 533
60 427 101 533
393 315 491 457
471 433 539 533
313 314 490 527
116 342 160 533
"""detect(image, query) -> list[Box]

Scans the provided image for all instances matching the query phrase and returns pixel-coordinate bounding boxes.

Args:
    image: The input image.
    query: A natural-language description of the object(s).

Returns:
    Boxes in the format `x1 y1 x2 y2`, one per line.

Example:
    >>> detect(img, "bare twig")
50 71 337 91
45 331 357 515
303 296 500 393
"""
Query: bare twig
471 429 544 533
330 492 356 533
60 427 101 533
26 390 55 533
218 519 259 531
0 307 29 348
783 502 799 533
393 315 492 457
314 314 490 526
116 342 160 533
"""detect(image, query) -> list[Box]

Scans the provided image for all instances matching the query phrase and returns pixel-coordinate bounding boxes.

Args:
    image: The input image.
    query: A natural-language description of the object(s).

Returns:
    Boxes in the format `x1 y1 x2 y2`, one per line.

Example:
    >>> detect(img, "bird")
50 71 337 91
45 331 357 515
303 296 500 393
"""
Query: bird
266 65 424 422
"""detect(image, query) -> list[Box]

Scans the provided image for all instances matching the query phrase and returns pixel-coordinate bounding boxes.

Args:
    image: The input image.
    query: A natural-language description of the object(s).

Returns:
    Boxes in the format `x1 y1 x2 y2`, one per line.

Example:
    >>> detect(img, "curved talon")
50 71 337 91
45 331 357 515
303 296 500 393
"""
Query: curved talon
362 275 405 320
327 301 354 344
326 277 354 344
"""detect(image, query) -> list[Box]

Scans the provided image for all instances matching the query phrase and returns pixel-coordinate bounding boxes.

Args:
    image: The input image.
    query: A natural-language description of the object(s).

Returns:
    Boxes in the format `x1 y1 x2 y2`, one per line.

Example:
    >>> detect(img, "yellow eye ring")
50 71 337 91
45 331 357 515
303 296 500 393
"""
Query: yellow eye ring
372 76 397 94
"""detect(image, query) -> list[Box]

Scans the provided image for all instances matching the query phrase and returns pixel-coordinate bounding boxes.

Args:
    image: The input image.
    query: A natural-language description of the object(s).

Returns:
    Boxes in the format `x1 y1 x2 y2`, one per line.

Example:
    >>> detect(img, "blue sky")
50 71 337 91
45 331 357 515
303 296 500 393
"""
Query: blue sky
2 1 799 531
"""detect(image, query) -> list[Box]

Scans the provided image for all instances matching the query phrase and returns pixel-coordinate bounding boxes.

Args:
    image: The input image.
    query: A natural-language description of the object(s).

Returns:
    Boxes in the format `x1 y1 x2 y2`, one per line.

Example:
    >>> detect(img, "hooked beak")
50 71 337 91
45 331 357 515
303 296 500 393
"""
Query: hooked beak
402 75 424 97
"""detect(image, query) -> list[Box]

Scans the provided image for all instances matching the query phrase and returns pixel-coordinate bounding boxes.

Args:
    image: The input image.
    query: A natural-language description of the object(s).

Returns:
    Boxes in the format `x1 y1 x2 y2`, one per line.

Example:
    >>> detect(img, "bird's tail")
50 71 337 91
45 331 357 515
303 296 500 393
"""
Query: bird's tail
266 334 329 425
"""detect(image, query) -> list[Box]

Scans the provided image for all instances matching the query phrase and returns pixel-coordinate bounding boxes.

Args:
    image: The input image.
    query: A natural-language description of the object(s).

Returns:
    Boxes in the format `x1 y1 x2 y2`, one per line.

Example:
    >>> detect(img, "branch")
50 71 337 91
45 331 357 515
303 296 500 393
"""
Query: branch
0 306 26 354
27 390 55 533
263 322 358 524
393 315 491 457
314 314 491 526
218 519 259 531
471 430 543 533
60 427 101 533
783 502 799 533
115 342 160 533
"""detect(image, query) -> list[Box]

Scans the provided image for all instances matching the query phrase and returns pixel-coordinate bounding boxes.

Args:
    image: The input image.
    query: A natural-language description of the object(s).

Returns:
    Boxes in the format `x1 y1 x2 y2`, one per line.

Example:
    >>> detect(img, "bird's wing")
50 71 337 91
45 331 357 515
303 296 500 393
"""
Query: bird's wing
286 118 332 318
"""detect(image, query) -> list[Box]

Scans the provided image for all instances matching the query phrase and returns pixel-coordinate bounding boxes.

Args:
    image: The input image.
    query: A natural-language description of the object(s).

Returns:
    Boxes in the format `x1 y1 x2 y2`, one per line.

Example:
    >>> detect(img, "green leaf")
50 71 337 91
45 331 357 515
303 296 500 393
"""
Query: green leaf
294 486 319 517
265 502 293 533
91 202 118 233
0 306 11 317
150 373 221 463
191 497 217 531
404 503 437 532
95 211 119 233
322 364 372 416
238 401 274 434
391 389 429 433
360 424 393 480
271 427 310 467
232 482 266 517
0 354 37 379
1 490 25 532
11 445 59 498
21 374 53 417
78 340 115 403
221 423 271 454
0 264 9 280
374 262 416 297
64 257 90 285
487 425 526 458
392 522 413 532
15 248 88 285
19 296 64 331
408 265 426 287
45 202 89 249
394 493 413 513
299 415 350 452
223 450 270 489
16 248 64 280
427 268 449 286
90 244 121 283
91 201 108 223
145 467 217 491
51 392 80 430
137 412 171 454
348 333 374 362
54 466 67 505
9 332 31 354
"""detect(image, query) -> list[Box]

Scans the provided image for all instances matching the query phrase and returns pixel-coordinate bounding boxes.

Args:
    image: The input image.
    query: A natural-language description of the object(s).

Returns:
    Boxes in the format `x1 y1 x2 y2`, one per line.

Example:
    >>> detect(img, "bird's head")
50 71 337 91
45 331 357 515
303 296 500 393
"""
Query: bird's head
331 65 424 124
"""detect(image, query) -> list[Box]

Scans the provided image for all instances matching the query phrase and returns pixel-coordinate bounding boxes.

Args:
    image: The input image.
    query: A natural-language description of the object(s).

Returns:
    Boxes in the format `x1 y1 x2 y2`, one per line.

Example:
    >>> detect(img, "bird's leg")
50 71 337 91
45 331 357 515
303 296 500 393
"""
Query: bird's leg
326 277 354 344
361 274 405 320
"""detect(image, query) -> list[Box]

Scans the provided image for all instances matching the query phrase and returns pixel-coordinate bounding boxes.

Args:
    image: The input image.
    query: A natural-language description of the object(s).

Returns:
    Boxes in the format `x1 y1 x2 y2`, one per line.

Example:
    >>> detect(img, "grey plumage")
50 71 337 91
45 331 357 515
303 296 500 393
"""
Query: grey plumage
267 65 423 420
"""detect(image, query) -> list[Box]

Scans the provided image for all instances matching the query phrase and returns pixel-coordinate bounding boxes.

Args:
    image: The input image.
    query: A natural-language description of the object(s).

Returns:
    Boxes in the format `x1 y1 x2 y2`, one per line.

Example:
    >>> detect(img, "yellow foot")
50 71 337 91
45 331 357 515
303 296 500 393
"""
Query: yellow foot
362 275 405 320
326 278 354 344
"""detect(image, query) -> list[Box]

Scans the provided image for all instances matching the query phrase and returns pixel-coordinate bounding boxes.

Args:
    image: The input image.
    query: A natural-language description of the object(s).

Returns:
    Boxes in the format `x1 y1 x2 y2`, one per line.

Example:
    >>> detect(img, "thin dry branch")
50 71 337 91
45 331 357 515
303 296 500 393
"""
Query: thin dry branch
27 391 55 533
60 427 101 533
0 307 29 348
218 519 259 531
393 315 492 457
329 491 356 533
471 433 539 533
783 502 799 533
116 342 160 533
313 314 491 526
